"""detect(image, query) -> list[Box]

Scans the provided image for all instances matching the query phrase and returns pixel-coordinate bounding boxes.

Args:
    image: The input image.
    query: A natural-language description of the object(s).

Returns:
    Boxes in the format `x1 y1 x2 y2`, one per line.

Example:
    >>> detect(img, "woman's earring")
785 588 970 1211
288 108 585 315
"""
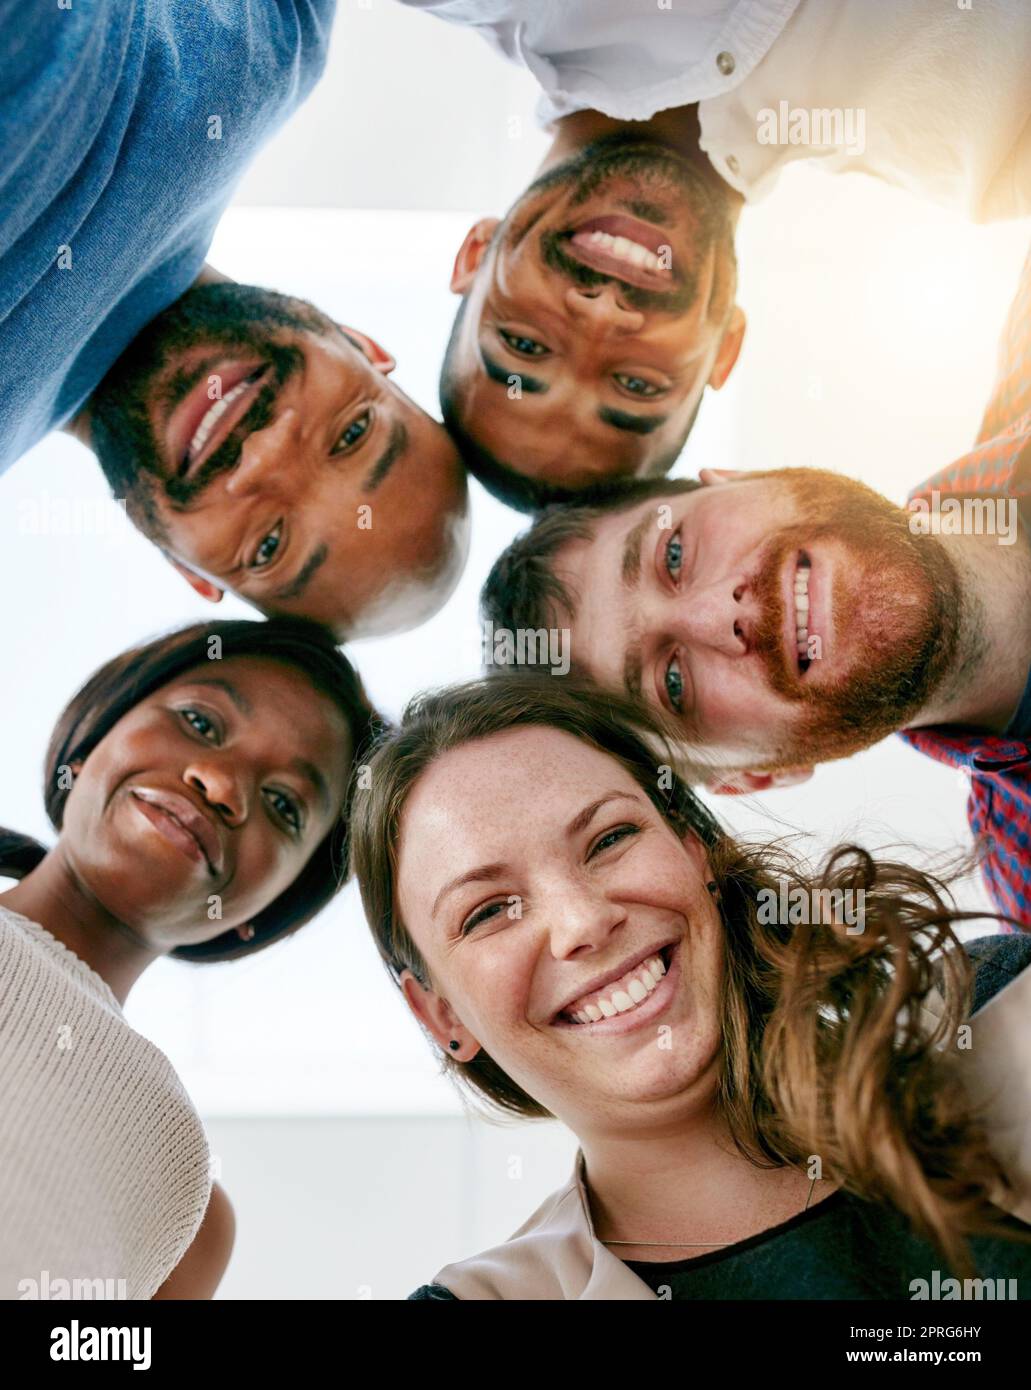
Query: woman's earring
448 1039 460 1052
706 881 719 897
237 924 256 942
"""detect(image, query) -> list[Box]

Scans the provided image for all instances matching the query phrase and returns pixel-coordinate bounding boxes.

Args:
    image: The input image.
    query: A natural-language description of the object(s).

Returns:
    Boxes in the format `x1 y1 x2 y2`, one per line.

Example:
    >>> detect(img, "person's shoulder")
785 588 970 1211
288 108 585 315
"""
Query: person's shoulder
407 1282 458 1300
966 933 1031 1012
152 1182 235 1299
410 1158 587 1301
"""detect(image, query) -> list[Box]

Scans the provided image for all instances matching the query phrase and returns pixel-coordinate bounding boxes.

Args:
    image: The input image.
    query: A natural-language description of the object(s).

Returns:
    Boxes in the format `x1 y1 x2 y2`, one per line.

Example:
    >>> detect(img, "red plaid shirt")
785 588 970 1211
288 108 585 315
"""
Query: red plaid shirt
901 246 1031 929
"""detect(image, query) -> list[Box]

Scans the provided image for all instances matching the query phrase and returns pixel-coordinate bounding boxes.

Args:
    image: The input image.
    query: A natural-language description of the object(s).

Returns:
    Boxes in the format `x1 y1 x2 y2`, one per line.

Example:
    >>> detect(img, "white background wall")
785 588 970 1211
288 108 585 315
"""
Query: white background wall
1 0 1029 1298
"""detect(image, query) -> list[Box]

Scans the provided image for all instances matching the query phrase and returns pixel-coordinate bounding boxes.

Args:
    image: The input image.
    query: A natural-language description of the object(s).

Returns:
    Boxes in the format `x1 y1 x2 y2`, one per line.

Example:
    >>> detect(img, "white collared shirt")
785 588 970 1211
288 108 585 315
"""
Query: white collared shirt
400 0 1031 219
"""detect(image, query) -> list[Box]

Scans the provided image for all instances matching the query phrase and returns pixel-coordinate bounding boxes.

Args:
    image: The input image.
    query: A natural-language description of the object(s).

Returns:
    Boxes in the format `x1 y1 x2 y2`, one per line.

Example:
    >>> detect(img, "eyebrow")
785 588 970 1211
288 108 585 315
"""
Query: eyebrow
621 514 651 590
622 638 644 700
480 348 549 394
363 418 409 490
619 515 651 700
191 678 252 715
432 862 509 918
266 542 330 602
568 791 640 835
598 407 669 435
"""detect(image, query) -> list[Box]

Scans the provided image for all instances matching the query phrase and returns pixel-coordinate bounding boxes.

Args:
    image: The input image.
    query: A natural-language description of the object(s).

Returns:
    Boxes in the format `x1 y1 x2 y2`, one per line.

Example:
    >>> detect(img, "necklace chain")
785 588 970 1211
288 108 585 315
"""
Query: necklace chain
602 1175 819 1249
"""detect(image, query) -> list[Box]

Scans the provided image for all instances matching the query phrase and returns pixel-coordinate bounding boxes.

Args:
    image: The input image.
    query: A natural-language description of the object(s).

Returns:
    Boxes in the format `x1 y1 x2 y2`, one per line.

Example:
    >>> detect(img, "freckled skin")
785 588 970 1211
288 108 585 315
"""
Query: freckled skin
395 726 725 1134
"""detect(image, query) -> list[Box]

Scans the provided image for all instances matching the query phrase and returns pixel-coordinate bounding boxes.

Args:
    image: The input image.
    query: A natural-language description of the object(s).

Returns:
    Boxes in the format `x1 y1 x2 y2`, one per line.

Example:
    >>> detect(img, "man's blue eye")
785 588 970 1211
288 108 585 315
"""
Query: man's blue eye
666 533 683 579
665 658 684 713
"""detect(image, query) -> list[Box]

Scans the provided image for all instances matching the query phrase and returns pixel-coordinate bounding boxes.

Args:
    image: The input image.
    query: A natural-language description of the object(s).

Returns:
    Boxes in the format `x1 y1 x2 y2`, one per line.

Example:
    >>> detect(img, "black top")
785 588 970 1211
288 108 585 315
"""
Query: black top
408 935 1031 1301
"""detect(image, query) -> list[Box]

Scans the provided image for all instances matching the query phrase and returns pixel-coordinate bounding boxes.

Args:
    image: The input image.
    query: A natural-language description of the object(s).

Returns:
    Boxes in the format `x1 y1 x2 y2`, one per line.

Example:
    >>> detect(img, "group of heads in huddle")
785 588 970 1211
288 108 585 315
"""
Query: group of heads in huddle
0 612 1017 1278
11 108 1020 1291
77 127 969 805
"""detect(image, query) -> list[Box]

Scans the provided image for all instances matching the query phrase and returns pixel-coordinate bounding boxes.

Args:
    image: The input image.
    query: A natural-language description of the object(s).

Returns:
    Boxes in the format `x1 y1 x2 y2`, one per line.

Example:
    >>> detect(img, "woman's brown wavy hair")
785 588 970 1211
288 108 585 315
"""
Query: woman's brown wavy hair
351 672 1021 1276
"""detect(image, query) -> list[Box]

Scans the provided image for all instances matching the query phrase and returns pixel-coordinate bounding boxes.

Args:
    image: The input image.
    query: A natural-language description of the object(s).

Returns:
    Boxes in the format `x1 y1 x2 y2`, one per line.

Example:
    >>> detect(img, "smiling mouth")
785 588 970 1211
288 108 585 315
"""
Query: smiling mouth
129 788 222 875
552 943 677 1029
793 552 814 675
173 364 270 479
564 214 676 292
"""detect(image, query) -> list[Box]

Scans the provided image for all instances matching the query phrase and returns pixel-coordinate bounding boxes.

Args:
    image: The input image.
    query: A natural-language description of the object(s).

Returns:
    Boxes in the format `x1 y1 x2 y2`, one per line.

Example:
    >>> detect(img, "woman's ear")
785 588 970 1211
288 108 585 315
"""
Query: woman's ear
399 968 481 1062
338 326 396 375
679 827 713 879
450 218 501 294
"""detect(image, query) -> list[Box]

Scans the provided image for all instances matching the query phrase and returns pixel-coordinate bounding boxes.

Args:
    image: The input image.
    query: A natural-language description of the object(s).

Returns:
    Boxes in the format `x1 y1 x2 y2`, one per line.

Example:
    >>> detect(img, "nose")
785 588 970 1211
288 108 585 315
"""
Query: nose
662 576 756 658
223 407 299 499
564 284 645 335
183 760 247 825
545 876 627 961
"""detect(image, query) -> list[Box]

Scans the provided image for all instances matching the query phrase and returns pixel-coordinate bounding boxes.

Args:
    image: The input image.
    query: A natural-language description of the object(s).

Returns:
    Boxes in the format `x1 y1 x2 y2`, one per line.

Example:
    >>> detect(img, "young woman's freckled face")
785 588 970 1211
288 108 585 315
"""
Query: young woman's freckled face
395 727 725 1130
59 656 353 949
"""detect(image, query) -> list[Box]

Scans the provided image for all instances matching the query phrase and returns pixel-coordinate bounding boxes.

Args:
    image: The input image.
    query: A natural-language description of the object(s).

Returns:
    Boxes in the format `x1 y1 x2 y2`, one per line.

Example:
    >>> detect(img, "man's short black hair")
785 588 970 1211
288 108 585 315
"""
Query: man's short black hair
480 476 702 638
439 295 701 513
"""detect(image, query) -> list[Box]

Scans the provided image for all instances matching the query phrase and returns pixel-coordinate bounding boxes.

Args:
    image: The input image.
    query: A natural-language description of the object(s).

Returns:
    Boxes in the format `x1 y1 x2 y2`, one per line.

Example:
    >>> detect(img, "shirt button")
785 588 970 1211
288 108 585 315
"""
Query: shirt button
716 50 735 76
726 154 740 174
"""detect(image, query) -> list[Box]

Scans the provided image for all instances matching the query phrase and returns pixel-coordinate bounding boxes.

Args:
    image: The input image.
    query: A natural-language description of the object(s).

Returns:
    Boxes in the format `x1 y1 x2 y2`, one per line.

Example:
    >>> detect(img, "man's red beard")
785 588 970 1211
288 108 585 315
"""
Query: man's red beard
745 469 962 768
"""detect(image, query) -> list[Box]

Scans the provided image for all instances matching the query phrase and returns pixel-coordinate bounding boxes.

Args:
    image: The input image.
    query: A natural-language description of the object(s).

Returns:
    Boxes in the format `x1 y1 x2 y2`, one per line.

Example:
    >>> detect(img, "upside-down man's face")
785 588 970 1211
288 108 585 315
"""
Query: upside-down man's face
444 136 745 495
90 284 470 639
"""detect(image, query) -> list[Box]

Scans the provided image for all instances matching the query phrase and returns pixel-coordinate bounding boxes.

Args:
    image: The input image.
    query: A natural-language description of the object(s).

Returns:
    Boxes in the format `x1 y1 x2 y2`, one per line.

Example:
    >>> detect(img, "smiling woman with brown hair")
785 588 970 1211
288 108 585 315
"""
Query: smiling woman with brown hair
0 617 379 1301
351 674 1031 1300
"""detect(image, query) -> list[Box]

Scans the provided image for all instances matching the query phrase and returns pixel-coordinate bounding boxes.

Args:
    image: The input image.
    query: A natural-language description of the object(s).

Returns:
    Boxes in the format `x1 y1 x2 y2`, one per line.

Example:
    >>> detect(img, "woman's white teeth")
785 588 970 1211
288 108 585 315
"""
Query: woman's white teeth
586 229 664 273
566 952 668 1025
187 377 254 462
794 560 813 653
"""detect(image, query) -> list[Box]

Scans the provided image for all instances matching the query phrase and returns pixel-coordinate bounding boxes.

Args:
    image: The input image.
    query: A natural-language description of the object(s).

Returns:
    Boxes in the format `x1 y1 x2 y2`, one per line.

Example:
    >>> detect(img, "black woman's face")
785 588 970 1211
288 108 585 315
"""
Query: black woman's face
59 655 354 948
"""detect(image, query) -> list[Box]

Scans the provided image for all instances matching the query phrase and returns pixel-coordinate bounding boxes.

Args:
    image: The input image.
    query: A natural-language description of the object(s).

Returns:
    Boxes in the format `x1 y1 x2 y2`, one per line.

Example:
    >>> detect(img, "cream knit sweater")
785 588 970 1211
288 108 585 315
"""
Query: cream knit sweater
0 905 211 1300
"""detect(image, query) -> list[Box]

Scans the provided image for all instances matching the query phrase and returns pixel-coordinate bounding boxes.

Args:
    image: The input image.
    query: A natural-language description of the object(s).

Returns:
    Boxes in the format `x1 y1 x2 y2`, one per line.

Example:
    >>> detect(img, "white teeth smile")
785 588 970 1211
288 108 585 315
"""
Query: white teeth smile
794 557 814 664
186 373 260 463
583 230 666 274
563 951 668 1025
